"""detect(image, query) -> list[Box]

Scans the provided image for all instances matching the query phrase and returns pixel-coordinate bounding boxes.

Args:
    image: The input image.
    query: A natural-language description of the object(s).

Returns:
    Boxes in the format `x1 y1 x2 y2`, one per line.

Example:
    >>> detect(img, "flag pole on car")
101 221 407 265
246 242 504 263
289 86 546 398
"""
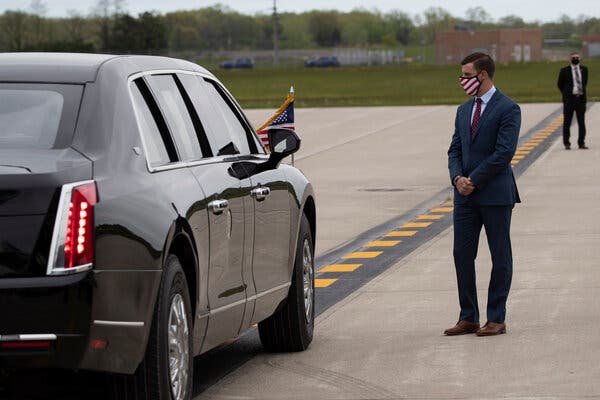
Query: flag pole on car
257 86 295 165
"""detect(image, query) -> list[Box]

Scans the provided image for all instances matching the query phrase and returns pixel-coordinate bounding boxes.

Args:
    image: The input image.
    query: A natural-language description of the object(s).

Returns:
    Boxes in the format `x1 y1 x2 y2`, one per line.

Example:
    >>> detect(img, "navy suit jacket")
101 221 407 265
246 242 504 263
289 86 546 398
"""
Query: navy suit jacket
448 89 521 206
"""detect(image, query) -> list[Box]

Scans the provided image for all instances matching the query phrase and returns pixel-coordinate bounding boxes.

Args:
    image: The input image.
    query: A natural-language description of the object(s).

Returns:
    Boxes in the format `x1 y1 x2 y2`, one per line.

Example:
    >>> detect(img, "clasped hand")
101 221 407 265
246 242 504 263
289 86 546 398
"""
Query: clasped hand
456 177 476 196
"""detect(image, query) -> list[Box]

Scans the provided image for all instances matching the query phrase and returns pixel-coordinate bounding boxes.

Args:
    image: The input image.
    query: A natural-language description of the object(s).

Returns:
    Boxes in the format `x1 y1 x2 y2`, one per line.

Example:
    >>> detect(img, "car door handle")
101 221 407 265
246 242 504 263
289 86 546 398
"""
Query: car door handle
251 186 271 201
208 199 229 215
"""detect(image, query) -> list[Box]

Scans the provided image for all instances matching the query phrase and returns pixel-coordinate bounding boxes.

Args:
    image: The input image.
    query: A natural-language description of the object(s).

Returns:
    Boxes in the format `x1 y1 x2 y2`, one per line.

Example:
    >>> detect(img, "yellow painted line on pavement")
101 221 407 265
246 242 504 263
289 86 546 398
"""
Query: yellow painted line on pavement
315 114 563 291
342 251 383 259
319 264 362 273
416 214 444 220
431 207 453 212
402 222 432 228
315 278 337 288
385 231 417 237
365 240 401 247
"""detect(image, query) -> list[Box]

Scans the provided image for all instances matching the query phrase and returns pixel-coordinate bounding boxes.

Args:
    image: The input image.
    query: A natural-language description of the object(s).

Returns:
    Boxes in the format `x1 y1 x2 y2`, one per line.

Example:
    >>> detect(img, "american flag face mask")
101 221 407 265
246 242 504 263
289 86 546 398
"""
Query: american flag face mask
459 74 481 96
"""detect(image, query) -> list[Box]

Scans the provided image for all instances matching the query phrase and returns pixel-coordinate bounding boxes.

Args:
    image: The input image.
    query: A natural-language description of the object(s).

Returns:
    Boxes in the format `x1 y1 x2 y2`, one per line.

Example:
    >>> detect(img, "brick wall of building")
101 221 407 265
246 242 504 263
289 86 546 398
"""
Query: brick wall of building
436 29 543 64
583 35 600 58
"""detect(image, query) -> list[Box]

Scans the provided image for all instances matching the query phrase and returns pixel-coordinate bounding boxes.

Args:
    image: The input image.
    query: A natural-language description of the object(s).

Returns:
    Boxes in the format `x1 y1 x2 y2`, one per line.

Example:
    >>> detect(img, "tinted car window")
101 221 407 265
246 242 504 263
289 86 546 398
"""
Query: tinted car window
146 74 203 161
130 82 171 168
204 79 255 156
0 84 82 149
178 75 252 156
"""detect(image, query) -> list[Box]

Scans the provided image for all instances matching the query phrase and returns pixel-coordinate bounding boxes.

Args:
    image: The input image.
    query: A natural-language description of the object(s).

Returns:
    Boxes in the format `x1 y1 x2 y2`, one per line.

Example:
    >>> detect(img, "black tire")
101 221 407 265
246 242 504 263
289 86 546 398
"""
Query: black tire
258 214 314 352
113 255 193 400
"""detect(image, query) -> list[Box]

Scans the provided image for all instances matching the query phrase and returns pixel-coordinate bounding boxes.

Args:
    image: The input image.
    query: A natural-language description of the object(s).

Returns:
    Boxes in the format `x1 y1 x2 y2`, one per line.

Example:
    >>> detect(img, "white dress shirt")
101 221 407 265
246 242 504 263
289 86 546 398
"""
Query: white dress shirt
571 65 583 95
470 85 497 124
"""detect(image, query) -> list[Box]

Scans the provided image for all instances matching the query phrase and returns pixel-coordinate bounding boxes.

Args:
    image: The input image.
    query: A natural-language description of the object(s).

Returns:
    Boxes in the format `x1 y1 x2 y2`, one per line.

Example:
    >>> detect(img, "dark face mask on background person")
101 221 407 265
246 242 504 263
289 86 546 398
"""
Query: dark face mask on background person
571 57 580 65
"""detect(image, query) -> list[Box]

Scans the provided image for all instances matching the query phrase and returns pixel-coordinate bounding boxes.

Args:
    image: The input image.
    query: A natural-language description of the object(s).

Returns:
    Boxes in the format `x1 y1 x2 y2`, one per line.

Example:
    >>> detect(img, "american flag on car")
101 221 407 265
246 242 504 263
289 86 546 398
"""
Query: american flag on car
257 87 294 152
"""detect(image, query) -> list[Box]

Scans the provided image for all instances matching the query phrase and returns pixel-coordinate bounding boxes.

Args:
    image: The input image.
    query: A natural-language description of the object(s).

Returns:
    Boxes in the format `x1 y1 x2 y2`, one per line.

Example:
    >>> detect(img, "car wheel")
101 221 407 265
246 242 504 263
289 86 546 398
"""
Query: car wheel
258 214 314 352
113 255 193 400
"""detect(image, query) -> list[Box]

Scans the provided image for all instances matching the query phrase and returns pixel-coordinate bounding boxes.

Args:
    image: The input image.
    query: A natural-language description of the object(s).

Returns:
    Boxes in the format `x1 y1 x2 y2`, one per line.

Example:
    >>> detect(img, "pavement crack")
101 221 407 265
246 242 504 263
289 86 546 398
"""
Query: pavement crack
295 106 447 162
265 359 398 399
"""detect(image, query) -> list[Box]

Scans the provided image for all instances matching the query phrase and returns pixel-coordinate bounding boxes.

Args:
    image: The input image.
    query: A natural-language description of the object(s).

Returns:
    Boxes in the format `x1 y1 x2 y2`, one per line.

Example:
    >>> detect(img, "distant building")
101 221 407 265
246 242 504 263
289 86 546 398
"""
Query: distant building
435 29 543 64
582 35 600 58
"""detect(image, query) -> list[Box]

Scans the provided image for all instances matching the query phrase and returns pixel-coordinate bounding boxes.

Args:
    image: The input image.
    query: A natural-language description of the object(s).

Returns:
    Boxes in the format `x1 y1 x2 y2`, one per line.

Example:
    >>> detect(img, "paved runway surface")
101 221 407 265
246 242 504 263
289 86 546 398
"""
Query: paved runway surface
247 103 564 257
199 103 600 399
2 104 598 399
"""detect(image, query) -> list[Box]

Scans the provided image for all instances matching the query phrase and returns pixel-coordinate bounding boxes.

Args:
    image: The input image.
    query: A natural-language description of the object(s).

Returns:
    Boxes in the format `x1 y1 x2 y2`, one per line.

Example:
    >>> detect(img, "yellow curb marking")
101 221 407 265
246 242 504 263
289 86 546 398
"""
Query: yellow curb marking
315 278 337 288
365 240 401 247
319 264 362 273
431 207 454 212
416 214 444 220
402 222 432 228
316 114 561 291
342 251 383 259
385 231 417 237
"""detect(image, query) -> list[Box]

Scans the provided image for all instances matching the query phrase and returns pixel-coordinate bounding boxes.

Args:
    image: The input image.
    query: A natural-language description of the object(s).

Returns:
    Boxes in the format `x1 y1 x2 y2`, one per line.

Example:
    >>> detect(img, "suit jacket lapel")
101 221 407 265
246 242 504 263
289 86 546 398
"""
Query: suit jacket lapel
473 90 502 139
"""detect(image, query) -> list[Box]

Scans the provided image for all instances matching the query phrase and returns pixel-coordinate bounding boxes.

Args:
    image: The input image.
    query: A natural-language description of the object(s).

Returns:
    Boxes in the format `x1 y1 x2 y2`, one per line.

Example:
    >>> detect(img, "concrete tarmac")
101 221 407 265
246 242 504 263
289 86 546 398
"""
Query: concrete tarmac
247 103 563 257
203 103 600 399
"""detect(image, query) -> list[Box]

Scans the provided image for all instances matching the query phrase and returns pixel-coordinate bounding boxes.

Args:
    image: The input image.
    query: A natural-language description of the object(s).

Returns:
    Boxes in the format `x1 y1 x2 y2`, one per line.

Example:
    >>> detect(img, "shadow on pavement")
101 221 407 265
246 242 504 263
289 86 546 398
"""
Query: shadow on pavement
0 330 264 399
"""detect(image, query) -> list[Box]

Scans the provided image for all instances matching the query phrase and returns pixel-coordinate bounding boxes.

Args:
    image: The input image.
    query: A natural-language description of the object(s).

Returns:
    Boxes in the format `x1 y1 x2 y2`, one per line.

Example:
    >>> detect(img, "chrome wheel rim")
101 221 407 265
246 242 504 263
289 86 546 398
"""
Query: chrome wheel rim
302 239 314 323
168 293 189 400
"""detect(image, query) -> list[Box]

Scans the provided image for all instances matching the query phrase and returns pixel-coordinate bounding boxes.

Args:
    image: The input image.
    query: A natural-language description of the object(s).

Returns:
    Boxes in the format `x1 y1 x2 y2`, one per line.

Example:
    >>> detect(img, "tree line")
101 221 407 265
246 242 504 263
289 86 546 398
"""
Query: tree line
1 2 599 54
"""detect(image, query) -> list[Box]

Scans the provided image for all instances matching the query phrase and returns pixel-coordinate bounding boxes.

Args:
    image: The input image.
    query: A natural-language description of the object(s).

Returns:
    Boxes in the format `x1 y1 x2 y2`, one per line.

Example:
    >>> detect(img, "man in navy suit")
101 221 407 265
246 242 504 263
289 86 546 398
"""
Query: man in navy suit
445 52 521 337
557 52 589 149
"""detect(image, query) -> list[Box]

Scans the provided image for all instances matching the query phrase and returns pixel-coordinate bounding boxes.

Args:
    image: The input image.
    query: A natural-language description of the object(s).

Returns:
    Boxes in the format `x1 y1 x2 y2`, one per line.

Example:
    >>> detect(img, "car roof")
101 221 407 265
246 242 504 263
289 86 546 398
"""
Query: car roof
0 53 213 84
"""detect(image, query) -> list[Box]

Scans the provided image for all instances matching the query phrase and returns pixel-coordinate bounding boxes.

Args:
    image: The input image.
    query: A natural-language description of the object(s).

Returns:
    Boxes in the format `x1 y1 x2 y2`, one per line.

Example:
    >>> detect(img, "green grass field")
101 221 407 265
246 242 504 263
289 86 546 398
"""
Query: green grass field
214 61 599 109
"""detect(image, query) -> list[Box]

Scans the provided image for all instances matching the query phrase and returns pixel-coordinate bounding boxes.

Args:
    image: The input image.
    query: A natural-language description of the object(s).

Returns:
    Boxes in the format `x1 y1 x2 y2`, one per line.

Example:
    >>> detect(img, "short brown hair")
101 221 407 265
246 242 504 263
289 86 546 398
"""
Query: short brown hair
461 52 495 79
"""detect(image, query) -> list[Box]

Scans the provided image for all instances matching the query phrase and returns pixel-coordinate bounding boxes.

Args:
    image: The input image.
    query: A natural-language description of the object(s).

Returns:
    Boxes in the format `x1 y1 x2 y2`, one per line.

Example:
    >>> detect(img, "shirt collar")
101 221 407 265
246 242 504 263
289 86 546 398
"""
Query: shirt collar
476 85 496 105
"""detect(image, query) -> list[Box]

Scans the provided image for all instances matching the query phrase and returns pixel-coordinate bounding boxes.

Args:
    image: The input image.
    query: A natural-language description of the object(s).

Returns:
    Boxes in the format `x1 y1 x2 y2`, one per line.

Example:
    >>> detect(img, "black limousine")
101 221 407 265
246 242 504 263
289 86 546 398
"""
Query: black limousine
0 53 316 400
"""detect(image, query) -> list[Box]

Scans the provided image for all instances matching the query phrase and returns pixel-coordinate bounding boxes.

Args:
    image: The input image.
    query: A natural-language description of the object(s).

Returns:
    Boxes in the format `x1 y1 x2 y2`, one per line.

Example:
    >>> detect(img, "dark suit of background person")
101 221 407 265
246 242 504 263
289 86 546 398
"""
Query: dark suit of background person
557 53 588 149
445 53 521 337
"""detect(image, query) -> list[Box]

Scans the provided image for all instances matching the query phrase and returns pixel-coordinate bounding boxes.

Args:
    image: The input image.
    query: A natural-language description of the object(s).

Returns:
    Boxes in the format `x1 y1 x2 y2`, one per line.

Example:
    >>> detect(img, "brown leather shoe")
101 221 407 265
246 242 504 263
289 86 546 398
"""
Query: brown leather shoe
444 320 480 336
476 322 506 336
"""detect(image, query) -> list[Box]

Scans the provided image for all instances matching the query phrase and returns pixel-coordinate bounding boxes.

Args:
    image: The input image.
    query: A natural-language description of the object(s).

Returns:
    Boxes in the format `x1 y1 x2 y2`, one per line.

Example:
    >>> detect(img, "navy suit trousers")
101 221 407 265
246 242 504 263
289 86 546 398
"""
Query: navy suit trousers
453 204 513 323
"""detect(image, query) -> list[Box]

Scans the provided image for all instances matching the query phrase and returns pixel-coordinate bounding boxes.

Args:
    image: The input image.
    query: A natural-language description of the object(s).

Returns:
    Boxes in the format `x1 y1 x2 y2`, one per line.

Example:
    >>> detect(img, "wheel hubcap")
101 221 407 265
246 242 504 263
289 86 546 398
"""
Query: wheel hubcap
302 239 314 323
168 293 189 400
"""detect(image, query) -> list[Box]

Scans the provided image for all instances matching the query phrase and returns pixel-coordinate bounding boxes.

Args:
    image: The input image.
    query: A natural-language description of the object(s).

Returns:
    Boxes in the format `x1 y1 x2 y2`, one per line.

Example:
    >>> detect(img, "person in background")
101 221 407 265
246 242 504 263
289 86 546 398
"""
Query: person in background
557 52 589 150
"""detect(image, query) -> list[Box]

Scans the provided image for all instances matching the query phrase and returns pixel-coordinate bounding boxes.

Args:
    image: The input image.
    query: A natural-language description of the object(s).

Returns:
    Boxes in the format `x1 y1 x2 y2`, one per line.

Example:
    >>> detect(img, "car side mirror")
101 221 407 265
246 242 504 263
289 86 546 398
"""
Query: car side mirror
227 129 301 180
268 129 301 158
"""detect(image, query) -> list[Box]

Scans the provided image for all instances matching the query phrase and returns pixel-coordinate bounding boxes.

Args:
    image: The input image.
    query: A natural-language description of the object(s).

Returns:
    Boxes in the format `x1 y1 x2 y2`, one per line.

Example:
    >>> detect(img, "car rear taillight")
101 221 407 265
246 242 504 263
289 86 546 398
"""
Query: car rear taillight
47 180 97 275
